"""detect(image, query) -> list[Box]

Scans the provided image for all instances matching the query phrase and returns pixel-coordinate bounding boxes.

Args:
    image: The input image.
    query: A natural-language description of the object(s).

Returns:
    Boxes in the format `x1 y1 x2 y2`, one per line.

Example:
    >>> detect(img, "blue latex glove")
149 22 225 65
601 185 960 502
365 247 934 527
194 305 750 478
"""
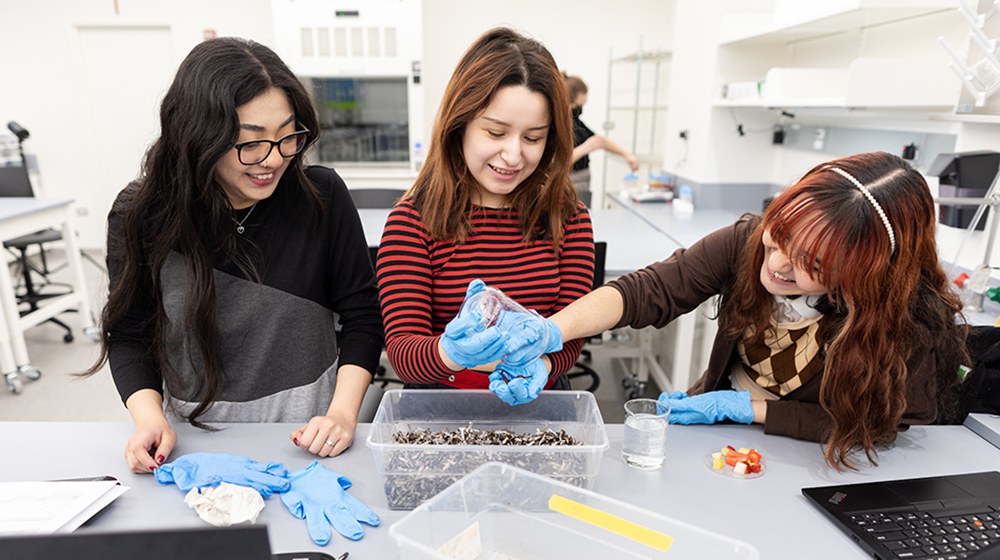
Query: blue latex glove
662 390 755 425
658 390 689 401
280 461 380 546
440 280 507 368
501 310 563 367
153 452 289 497
488 359 549 406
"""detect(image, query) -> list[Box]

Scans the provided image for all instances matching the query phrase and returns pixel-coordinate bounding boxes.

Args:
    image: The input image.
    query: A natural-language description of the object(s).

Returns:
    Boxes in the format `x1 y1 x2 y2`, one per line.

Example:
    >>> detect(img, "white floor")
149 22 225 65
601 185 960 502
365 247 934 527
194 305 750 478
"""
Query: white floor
1 249 661 425
0 248 130 422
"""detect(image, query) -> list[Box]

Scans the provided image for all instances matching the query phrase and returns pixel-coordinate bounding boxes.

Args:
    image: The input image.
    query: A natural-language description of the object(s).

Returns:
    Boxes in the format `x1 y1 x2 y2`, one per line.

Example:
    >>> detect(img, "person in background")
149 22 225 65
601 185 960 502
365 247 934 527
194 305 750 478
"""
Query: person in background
85 38 384 473
522 152 967 470
376 28 595 404
565 75 640 192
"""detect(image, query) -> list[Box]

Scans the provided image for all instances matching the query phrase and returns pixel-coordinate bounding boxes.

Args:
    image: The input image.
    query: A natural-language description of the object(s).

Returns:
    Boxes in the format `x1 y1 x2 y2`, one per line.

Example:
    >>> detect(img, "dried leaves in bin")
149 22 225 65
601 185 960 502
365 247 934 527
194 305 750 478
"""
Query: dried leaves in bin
382 423 589 509
393 423 581 446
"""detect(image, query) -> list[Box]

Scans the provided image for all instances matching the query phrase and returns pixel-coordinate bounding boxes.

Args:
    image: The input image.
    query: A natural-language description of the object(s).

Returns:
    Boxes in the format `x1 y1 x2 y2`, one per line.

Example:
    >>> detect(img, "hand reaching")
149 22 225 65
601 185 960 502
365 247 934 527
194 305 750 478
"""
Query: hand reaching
659 390 755 425
501 310 563 367
439 280 507 368
489 359 549 406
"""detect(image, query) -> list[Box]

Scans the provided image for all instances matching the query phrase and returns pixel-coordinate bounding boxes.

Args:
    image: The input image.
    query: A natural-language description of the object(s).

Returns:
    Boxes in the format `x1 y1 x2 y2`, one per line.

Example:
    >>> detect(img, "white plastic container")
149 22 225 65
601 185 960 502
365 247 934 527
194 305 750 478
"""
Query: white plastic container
390 462 760 559
365 390 610 510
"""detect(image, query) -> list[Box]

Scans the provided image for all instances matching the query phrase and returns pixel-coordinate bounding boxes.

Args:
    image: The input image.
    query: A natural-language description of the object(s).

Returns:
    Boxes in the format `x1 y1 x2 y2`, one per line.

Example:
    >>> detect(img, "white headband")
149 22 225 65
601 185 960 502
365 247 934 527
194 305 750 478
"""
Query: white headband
827 167 896 256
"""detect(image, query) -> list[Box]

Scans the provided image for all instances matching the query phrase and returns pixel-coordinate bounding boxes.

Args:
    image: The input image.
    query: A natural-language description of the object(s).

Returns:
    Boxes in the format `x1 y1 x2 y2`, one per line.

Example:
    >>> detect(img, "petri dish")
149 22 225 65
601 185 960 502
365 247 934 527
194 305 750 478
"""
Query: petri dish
703 448 767 480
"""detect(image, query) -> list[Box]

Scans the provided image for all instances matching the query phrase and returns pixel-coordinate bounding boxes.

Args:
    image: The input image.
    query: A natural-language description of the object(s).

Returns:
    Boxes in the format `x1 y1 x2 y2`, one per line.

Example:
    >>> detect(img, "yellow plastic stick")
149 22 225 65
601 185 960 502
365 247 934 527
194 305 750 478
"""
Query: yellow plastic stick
548 494 673 552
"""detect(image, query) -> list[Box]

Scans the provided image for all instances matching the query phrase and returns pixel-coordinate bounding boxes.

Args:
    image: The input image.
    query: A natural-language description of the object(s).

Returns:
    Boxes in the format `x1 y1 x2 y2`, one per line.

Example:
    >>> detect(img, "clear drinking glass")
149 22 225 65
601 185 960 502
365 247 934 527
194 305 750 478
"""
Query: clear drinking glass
622 398 670 470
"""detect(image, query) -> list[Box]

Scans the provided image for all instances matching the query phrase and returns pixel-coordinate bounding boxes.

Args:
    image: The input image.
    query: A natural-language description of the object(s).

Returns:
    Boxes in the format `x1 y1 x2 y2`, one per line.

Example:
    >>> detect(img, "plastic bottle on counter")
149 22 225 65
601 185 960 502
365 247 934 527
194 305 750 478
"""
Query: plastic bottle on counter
673 185 694 216
622 173 640 193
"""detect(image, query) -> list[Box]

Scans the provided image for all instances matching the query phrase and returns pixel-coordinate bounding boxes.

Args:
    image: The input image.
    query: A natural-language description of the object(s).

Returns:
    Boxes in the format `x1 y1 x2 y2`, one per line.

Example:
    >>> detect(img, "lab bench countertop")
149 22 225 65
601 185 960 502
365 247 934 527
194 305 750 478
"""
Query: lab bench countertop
2 421 999 558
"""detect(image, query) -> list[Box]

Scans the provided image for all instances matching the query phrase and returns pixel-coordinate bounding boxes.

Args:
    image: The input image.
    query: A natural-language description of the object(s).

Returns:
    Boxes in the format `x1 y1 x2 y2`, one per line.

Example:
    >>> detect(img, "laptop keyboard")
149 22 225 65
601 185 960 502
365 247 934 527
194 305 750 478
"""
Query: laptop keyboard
850 507 1000 559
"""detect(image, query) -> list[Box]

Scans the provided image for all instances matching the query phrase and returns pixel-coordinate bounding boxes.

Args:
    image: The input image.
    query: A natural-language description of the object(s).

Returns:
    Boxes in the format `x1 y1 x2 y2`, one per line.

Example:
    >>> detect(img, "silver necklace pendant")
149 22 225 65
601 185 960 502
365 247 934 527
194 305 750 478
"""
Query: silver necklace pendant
232 201 259 235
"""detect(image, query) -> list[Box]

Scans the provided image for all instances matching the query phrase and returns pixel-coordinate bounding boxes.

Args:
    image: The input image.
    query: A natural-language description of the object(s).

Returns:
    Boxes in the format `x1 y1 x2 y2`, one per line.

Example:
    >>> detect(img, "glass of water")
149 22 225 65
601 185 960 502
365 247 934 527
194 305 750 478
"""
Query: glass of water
622 398 670 470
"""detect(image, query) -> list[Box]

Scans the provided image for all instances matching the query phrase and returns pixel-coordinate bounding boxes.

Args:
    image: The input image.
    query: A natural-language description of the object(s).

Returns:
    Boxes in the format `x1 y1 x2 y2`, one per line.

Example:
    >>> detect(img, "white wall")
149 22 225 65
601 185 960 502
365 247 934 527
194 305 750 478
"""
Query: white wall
0 0 275 249
3 0 675 249
421 0 676 201
664 3 975 188
11 0 1000 257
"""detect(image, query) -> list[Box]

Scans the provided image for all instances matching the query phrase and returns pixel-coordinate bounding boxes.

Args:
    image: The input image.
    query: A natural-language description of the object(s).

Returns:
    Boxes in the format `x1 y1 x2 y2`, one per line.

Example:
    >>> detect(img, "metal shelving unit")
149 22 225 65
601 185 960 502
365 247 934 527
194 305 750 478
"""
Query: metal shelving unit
602 37 672 193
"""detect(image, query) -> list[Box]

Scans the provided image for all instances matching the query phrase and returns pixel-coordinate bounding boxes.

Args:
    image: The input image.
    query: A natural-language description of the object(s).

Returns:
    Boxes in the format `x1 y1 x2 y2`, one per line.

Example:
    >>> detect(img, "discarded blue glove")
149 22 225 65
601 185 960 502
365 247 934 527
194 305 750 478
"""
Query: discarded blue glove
663 390 755 425
501 310 563 367
489 359 549 406
440 281 508 368
280 461 380 546
657 390 689 401
153 452 289 497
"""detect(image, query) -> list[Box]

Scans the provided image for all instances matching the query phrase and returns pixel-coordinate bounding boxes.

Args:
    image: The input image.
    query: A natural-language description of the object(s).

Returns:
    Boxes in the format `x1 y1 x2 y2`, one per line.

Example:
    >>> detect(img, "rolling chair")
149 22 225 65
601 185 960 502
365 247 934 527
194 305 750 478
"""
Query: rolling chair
564 188 604 392
1 125 76 343
348 187 407 210
348 188 407 389
564 240 606 392
349 187 407 268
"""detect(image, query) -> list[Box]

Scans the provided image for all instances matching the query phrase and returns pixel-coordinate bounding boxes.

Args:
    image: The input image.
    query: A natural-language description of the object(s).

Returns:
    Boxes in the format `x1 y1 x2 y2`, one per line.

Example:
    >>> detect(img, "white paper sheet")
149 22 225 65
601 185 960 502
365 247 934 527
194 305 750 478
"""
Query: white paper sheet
0 480 129 535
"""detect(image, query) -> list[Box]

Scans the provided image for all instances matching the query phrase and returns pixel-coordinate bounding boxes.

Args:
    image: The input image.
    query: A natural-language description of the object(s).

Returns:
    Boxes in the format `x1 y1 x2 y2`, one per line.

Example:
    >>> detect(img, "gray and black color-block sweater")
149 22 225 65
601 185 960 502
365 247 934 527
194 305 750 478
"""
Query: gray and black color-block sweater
107 166 384 422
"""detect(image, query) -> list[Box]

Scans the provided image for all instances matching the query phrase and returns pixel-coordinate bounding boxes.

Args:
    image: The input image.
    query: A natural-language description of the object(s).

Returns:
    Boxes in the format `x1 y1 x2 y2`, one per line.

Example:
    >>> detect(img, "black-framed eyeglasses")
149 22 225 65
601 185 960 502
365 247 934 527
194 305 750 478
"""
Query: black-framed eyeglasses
234 129 310 165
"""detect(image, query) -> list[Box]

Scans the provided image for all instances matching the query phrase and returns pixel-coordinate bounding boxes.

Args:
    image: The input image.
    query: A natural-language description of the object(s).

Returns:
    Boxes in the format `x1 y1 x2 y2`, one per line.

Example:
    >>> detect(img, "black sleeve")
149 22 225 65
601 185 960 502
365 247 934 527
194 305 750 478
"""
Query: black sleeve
573 116 596 147
106 186 163 404
311 167 385 376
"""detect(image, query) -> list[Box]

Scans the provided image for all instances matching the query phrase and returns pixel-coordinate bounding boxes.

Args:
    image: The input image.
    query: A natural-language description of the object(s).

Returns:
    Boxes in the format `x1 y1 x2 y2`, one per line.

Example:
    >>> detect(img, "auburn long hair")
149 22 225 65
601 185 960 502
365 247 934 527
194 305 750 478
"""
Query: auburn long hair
406 27 578 247
84 38 322 427
721 152 966 470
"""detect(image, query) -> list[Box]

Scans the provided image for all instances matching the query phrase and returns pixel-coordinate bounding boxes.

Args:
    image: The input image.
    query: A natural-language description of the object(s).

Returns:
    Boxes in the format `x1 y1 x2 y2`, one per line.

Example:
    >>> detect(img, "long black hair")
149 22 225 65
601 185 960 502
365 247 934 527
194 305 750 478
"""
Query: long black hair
85 38 322 427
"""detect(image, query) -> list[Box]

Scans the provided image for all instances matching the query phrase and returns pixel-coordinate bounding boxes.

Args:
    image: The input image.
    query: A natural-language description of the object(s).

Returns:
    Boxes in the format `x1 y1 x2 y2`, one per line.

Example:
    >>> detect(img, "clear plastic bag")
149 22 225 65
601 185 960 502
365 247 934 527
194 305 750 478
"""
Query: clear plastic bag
457 283 549 377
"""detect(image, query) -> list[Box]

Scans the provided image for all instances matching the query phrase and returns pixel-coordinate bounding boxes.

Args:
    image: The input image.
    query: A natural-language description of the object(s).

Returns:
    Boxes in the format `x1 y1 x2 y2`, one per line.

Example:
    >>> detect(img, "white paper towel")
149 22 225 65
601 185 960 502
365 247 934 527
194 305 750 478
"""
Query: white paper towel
183 482 264 527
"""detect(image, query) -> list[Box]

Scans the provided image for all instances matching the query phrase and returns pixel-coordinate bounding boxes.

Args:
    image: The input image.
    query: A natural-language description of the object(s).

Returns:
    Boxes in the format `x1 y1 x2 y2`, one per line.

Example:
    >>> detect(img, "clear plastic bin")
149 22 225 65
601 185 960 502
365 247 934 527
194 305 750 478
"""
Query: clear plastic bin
365 390 609 510
389 462 760 559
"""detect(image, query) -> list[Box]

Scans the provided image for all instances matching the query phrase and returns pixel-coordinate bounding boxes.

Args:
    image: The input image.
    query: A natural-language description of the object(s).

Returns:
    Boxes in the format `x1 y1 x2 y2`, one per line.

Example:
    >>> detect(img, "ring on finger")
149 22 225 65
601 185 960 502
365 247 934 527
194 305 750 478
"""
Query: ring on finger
324 439 336 447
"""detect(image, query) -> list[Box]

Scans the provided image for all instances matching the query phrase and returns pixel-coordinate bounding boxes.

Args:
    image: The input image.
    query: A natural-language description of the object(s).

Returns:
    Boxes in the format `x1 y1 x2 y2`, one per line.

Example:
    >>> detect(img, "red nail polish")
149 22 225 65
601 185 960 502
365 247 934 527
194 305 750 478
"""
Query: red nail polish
293 438 299 445
149 465 156 471
156 455 165 464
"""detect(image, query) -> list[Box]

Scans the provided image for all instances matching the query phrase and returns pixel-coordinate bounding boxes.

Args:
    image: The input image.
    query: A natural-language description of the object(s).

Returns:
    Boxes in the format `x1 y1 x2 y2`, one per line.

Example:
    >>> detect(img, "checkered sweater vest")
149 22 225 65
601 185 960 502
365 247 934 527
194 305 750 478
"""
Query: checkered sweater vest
737 314 834 396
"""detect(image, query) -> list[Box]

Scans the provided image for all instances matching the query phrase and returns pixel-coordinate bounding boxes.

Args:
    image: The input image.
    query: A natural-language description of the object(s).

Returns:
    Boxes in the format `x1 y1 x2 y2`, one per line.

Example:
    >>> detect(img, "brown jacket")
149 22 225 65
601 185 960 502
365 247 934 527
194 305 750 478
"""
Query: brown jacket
608 219 947 442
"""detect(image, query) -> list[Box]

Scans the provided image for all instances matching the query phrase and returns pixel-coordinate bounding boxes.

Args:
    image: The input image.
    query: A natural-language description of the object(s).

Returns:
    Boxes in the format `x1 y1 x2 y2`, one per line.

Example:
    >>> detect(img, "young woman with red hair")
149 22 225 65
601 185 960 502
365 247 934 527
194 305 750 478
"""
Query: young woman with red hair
544 151 966 469
376 28 595 404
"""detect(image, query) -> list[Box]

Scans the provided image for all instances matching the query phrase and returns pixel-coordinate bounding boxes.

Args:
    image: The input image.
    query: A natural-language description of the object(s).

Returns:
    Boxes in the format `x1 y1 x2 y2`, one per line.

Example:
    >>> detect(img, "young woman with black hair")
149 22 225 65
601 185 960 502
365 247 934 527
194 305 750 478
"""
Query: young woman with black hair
86 38 383 473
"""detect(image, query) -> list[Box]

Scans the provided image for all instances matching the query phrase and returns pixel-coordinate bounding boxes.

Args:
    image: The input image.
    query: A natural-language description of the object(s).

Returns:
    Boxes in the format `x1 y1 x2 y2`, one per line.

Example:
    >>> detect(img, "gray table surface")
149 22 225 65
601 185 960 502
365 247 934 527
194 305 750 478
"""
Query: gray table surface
606 191 741 249
2 422 998 558
0 197 72 222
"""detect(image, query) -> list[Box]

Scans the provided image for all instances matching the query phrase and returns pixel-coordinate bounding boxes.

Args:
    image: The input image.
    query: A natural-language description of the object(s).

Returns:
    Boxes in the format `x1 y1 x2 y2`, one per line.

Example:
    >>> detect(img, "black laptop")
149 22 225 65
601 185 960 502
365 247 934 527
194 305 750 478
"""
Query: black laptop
0 526 273 560
803 471 1000 560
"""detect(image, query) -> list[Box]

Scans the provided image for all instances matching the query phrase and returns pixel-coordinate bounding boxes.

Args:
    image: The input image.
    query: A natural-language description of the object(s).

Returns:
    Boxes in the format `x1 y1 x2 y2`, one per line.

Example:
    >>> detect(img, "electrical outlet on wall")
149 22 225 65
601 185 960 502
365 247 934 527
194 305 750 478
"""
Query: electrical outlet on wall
75 207 89 217
813 128 826 151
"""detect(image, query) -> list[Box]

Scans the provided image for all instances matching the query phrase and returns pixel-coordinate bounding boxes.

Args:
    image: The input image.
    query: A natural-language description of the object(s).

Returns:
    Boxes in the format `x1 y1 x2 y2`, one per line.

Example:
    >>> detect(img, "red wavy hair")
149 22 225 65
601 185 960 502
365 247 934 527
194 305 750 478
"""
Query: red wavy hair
722 152 966 470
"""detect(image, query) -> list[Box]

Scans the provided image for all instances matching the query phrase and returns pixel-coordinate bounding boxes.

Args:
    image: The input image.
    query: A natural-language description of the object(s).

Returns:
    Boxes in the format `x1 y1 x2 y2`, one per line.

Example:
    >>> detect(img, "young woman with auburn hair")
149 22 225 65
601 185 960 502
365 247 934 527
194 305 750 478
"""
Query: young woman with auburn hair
376 28 595 404
543 151 966 469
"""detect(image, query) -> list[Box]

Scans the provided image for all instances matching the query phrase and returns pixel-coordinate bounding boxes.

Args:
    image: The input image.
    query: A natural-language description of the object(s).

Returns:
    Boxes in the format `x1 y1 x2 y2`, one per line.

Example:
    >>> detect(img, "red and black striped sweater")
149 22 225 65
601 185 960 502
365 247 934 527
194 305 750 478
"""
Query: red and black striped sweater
376 199 595 389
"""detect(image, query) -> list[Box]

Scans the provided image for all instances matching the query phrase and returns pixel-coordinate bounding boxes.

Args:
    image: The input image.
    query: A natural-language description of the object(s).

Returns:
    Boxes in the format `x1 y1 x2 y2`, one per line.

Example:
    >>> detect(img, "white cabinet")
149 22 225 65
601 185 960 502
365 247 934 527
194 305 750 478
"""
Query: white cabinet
719 0 959 47
716 58 957 110
715 0 962 112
